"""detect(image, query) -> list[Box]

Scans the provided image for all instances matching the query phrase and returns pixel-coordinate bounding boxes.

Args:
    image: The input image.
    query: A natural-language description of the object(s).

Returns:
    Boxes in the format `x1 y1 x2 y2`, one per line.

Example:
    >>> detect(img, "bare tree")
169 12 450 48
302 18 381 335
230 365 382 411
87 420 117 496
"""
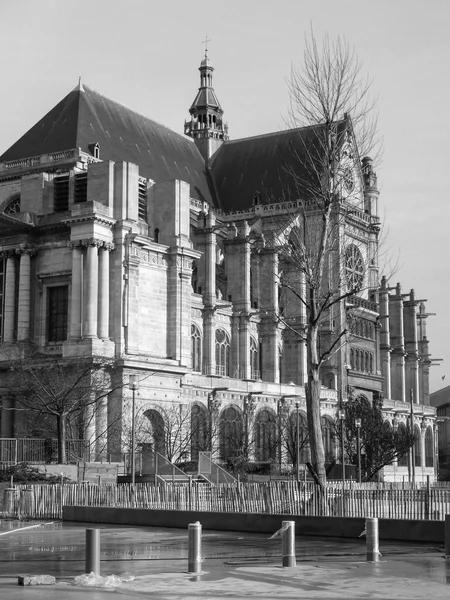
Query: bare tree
262 31 381 488
337 394 416 481
1 344 121 463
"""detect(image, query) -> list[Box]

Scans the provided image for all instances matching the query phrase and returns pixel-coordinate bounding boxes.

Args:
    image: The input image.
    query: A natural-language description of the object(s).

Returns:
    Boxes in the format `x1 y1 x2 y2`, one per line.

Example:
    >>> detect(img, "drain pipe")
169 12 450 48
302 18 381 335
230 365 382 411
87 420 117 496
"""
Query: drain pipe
188 522 202 573
445 515 450 558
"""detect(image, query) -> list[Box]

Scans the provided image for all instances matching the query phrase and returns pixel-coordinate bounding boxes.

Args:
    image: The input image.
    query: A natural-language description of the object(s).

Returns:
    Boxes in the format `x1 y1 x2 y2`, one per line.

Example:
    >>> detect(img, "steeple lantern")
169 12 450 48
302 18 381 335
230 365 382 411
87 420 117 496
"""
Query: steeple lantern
185 49 228 161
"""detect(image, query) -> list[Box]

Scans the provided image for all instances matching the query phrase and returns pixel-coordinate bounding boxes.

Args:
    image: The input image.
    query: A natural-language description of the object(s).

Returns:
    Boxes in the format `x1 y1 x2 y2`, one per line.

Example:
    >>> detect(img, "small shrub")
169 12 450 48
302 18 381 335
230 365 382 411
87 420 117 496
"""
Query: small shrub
0 463 70 484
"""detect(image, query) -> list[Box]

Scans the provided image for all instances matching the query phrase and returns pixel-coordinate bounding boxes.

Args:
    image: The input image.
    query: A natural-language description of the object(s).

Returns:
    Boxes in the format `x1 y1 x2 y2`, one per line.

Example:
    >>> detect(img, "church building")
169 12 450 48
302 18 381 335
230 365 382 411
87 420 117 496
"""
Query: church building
0 52 437 480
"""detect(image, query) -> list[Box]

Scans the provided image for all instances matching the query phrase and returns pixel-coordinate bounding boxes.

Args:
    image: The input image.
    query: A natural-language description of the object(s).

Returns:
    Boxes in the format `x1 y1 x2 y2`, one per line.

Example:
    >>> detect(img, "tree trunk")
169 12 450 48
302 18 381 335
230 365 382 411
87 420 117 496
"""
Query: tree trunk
57 414 67 464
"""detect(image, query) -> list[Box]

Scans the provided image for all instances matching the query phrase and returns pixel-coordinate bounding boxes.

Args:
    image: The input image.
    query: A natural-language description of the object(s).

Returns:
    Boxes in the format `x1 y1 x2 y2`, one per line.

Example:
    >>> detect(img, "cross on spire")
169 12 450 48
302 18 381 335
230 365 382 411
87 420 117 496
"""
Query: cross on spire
202 35 211 57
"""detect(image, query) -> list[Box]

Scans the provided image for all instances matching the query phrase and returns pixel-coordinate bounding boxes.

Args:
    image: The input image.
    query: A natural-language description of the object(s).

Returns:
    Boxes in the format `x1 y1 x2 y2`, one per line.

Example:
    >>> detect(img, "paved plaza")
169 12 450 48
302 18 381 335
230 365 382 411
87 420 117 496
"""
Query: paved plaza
0 520 449 599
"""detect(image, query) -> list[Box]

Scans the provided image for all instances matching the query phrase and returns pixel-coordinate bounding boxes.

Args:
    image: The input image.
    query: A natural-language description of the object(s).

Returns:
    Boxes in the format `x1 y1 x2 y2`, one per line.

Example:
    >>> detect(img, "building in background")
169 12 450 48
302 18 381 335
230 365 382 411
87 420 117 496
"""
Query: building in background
0 53 437 480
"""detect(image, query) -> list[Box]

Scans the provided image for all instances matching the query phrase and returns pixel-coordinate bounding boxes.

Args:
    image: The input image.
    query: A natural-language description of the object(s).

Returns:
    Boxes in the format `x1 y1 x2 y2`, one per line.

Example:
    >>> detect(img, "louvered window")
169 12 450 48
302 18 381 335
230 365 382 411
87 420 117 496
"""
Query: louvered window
48 285 68 342
74 172 87 203
138 178 147 221
54 175 69 212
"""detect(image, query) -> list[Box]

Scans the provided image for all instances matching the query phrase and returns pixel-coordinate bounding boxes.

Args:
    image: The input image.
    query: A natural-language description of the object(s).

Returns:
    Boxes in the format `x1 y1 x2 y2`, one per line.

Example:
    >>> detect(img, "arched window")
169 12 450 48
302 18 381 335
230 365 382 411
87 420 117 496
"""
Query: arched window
397 423 409 466
350 348 355 370
3 195 20 214
142 409 166 455
254 408 277 462
191 404 210 460
191 324 202 372
425 426 434 467
414 425 422 467
219 406 244 459
369 353 373 373
321 416 334 462
287 410 309 465
215 329 230 377
344 244 364 291
250 337 259 379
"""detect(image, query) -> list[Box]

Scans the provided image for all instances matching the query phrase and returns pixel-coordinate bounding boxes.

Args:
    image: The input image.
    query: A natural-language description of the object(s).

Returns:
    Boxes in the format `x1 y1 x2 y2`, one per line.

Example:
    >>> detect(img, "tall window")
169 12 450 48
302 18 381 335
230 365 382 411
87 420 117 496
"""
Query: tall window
48 286 68 342
191 404 210 460
0 258 4 340
397 423 409 466
425 427 434 467
191 324 202 372
215 329 230 377
254 408 277 462
321 416 334 462
53 175 69 212
74 173 87 203
250 337 259 379
219 406 243 459
414 425 422 467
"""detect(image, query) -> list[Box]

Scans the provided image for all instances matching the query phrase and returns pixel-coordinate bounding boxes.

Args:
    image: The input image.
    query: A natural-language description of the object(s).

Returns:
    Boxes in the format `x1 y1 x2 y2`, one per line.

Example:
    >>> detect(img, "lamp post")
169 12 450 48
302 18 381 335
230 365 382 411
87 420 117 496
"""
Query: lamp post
295 402 300 482
355 417 362 484
129 374 139 486
339 409 346 483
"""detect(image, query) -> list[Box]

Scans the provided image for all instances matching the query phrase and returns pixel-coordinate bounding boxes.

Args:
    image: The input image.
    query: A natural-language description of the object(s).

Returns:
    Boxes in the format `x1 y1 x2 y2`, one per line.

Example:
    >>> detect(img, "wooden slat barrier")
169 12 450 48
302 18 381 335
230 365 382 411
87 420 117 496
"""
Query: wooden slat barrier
3 481 450 521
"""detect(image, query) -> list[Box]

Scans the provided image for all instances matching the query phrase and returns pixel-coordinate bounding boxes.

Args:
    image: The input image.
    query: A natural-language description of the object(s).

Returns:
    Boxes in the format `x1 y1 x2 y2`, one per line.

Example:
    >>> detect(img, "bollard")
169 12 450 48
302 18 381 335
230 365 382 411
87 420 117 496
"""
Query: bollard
188 522 202 573
85 528 101 574
281 520 296 567
366 517 380 562
445 515 450 558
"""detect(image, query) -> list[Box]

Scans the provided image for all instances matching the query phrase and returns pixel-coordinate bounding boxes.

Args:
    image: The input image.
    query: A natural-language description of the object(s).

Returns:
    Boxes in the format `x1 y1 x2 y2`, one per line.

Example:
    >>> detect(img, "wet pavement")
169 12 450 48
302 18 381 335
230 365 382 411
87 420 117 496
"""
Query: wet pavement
0 519 448 598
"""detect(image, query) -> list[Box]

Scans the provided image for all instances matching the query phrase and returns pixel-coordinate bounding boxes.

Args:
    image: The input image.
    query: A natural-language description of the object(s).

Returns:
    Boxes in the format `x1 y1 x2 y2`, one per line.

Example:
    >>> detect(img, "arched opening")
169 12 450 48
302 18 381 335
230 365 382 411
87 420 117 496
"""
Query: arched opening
254 408 277 462
219 405 244 460
321 416 334 463
142 409 166 455
250 337 259 379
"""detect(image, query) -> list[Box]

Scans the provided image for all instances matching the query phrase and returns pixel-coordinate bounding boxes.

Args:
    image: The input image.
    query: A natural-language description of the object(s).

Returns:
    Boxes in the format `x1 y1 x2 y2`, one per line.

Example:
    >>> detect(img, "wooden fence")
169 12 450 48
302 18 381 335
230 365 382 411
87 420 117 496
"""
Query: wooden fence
2 481 450 521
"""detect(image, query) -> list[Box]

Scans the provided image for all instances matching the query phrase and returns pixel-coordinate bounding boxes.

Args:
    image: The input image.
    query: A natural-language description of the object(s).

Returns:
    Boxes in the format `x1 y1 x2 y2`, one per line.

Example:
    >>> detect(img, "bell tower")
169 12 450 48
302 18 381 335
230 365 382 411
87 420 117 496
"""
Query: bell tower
185 43 228 161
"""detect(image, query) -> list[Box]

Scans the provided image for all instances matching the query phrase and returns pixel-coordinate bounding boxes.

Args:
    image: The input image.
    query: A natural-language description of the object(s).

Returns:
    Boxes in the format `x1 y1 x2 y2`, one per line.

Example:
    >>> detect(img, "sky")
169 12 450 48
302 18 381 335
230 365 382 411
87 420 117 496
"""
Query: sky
1 0 448 393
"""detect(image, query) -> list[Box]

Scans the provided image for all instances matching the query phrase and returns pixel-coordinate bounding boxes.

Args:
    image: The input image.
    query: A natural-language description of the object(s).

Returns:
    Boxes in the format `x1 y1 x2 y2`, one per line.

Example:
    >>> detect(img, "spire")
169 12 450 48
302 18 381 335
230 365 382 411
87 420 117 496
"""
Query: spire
185 43 228 160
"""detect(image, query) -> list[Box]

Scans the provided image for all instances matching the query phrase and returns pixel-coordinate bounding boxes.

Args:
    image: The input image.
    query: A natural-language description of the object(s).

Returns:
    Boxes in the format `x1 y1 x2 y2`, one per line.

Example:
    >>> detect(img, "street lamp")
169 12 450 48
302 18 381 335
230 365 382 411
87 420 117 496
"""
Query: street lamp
355 417 362 484
295 402 300 482
339 409 346 483
129 374 139 486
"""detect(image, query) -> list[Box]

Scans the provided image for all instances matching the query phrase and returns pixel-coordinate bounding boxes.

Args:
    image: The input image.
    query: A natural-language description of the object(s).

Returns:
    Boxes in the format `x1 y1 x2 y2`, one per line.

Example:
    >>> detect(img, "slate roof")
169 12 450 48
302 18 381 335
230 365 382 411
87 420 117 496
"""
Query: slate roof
209 120 348 213
0 85 216 206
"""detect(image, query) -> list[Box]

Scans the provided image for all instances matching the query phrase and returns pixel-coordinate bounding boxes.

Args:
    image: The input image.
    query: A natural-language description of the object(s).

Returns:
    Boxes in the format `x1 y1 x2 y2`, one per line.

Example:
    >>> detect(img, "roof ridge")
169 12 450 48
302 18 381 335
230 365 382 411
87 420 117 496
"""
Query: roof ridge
225 121 342 145
81 84 196 144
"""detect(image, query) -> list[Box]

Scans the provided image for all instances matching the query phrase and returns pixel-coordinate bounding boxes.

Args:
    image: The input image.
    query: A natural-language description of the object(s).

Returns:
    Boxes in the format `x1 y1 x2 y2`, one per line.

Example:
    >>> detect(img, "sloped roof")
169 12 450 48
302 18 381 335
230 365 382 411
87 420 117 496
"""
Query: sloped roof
189 87 223 113
210 120 348 213
0 85 215 206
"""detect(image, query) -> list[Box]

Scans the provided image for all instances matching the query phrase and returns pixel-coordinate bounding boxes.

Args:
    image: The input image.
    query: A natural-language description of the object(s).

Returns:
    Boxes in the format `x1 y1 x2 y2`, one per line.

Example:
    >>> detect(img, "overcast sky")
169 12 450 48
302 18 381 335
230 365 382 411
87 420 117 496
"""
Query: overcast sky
1 0 448 393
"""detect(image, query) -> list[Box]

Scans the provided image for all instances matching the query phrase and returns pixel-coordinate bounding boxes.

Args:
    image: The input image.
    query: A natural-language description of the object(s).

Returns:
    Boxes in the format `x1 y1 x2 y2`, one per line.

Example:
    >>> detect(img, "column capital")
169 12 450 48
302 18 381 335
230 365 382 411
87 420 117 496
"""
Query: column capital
81 238 104 248
103 242 115 252
15 246 36 258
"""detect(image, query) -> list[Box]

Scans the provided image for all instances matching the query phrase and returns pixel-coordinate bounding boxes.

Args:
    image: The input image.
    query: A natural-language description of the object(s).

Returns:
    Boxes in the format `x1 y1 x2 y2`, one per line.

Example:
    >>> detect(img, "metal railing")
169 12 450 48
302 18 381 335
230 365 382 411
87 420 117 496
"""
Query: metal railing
0 438 90 465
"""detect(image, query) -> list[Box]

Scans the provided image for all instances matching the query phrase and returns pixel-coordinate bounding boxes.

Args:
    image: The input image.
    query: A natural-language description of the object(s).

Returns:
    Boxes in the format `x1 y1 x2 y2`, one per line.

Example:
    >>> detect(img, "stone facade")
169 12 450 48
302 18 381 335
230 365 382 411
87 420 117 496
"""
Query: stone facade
0 58 437 481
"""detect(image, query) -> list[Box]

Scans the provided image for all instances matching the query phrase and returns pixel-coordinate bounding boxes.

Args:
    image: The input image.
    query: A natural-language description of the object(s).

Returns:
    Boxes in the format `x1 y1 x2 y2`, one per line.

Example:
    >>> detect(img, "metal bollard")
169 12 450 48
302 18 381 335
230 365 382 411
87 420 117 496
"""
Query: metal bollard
366 517 380 562
188 521 202 573
85 528 101 574
445 515 450 558
281 520 296 567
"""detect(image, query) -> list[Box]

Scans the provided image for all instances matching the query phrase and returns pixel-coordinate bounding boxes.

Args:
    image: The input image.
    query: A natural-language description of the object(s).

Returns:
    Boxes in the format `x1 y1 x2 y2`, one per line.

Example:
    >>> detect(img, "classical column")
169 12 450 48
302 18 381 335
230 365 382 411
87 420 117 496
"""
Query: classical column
83 239 100 339
98 244 113 340
17 249 33 341
3 253 17 342
69 243 83 339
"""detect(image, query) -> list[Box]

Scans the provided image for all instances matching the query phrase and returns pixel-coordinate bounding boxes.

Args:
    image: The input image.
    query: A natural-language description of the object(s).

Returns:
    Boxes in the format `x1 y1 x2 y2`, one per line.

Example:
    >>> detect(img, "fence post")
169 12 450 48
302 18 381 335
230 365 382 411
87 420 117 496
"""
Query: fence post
445 515 450 558
281 521 296 567
366 517 380 562
188 522 202 573
85 528 100 574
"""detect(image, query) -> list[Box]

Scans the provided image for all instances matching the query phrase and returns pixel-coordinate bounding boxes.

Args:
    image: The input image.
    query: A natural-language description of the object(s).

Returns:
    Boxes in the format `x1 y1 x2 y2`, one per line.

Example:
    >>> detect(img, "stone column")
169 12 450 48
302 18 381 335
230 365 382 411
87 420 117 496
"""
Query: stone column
3 253 17 342
389 283 405 403
69 243 83 339
83 240 100 339
208 396 221 458
98 244 113 340
379 276 391 399
17 249 33 341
